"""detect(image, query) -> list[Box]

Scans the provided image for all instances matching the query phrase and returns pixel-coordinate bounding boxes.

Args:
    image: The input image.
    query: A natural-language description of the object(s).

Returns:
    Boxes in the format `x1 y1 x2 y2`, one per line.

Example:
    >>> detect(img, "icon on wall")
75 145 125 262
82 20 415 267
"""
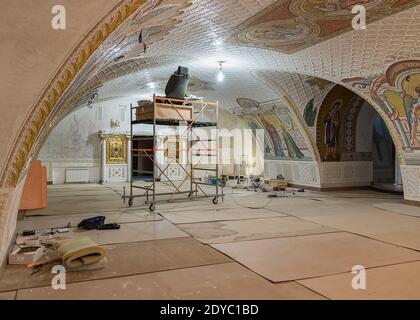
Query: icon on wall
106 135 128 164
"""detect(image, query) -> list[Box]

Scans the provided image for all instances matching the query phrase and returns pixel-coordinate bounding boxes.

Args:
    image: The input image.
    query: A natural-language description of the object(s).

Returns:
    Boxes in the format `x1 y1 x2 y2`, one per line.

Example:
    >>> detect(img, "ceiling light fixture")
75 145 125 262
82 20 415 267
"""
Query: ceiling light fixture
147 82 157 89
217 61 225 82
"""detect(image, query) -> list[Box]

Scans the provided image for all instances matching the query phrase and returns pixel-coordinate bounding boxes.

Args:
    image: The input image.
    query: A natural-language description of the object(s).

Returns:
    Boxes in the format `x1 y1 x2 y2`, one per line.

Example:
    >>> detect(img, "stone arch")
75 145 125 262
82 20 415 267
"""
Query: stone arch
251 70 328 162
315 84 402 164
245 67 408 167
0 0 148 188
312 81 405 166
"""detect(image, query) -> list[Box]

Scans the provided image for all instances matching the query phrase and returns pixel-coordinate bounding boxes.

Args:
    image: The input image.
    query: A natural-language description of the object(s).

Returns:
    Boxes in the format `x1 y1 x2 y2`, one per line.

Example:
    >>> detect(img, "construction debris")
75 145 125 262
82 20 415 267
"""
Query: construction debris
9 246 44 265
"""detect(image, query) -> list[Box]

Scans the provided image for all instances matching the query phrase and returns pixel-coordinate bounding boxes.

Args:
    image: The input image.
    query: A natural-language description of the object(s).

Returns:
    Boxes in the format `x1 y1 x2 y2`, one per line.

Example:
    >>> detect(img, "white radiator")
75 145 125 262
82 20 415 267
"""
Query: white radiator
65 168 89 183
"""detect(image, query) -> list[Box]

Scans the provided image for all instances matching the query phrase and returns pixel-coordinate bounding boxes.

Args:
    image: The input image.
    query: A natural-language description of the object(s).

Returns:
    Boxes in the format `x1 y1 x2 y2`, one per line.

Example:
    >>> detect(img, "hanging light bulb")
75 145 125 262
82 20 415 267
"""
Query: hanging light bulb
217 69 224 82
217 61 224 82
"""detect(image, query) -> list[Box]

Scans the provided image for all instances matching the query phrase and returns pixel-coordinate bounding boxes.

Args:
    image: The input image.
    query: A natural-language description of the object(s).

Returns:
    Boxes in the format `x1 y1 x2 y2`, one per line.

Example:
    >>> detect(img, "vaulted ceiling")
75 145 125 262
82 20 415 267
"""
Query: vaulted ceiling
3 0 420 187
62 0 420 113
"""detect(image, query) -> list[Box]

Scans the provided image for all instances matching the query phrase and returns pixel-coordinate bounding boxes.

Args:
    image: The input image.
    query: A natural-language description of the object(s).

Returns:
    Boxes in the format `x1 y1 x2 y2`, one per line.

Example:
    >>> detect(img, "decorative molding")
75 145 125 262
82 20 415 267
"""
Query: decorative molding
1 0 147 188
265 160 321 188
109 166 127 179
401 165 420 201
318 161 373 188
265 159 374 189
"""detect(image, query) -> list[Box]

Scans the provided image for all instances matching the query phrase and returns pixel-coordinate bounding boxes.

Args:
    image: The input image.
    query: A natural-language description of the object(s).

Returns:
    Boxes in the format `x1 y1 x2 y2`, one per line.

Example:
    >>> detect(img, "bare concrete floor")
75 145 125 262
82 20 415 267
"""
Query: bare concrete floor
1 183 419 300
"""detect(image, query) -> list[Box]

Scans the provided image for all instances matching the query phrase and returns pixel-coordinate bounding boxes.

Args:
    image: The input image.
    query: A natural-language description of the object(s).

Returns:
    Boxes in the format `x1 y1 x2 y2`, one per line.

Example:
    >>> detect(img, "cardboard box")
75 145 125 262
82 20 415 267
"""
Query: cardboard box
8 246 44 265
15 236 41 246
136 101 192 122
266 179 288 190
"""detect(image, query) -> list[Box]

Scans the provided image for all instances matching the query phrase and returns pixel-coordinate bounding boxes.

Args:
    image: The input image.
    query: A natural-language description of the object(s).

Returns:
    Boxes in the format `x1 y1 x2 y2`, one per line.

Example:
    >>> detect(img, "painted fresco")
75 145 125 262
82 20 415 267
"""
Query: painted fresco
303 98 317 127
367 60 420 151
228 0 419 54
316 85 371 161
235 98 312 160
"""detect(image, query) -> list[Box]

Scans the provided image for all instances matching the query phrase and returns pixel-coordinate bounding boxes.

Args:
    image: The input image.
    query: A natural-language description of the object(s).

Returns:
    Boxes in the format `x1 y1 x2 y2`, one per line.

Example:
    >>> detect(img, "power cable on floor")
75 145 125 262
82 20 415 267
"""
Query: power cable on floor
228 190 274 209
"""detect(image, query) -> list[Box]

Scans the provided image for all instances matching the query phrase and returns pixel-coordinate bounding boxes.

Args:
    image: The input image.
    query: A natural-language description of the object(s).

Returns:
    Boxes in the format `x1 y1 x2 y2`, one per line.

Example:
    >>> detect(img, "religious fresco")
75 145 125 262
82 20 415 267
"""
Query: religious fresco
228 0 418 54
112 0 192 59
303 98 317 127
106 135 128 164
235 98 312 160
366 60 420 151
66 0 192 95
316 85 371 161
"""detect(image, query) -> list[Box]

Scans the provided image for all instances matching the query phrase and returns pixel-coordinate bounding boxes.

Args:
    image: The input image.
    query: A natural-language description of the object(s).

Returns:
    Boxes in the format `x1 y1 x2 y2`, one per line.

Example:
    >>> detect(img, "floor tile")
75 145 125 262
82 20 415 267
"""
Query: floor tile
299 261 420 300
212 232 420 282
16 263 324 300
288 206 420 251
64 219 187 245
17 210 161 232
274 282 327 300
178 217 337 244
373 202 420 218
0 291 16 300
161 207 287 224
0 237 230 291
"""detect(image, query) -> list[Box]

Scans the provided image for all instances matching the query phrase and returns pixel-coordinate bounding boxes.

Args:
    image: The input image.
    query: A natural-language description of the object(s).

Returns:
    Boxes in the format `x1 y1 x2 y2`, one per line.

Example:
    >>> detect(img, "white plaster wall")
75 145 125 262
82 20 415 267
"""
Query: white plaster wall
38 98 136 183
38 98 264 183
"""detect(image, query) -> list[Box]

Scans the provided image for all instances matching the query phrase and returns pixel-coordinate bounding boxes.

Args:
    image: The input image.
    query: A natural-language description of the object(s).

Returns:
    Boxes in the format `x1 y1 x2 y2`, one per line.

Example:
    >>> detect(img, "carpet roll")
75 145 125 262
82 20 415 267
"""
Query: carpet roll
55 237 106 269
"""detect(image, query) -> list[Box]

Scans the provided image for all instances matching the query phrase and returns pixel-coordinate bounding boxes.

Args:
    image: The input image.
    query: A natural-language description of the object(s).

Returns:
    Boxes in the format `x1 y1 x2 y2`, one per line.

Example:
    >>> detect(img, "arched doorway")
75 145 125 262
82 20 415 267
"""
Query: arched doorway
316 84 403 193
371 115 403 193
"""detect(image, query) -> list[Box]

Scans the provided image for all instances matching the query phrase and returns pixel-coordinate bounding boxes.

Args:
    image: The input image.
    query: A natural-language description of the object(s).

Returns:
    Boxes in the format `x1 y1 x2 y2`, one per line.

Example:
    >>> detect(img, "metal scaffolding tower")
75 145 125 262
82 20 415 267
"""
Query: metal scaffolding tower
123 95 222 211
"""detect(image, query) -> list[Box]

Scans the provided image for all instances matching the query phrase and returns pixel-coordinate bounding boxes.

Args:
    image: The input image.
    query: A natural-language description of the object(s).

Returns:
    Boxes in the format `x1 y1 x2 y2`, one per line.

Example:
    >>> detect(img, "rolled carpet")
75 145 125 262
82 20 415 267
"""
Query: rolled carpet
55 237 106 269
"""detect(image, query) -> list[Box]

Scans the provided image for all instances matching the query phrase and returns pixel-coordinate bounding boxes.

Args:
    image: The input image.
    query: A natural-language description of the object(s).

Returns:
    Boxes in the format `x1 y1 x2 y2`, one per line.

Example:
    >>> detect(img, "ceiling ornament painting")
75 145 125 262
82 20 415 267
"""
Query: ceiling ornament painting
228 0 419 54
234 98 261 113
68 0 192 92
187 76 215 92
105 0 192 64
37 0 192 148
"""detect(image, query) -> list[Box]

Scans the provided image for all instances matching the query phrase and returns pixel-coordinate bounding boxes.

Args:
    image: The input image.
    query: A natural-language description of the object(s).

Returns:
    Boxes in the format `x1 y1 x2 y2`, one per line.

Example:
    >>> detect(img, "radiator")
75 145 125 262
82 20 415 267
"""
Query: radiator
65 168 89 183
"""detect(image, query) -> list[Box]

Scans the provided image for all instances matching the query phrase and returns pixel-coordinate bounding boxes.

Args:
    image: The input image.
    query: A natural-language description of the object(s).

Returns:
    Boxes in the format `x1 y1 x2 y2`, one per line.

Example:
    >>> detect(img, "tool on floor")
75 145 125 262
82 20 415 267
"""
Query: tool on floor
97 223 121 230
247 175 262 191
77 216 121 231
55 228 70 233
9 246 44 265
22 230 36 237
77 216 106 230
